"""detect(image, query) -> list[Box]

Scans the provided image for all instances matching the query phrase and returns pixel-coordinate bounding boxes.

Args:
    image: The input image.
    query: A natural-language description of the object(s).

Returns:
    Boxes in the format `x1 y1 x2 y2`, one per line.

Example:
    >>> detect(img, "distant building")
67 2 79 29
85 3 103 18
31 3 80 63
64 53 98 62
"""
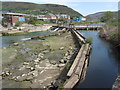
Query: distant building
37 14 71 23
70 16 86 22
55 14 70 20
1 12 27 27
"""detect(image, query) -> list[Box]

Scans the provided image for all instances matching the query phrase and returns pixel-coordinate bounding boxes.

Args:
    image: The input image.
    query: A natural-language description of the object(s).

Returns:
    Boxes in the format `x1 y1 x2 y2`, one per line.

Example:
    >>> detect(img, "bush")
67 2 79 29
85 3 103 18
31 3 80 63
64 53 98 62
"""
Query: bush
15 21 23 27
27 17 54 25
86 37 93 44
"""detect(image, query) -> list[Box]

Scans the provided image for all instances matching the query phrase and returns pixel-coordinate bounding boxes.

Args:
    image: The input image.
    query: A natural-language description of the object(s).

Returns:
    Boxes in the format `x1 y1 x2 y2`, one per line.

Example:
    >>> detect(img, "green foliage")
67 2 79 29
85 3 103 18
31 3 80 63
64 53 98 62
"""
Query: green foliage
86 37 93 44
27 17 37 25
2 2 83 17
15 21 24 27
27 17 54 25
100 11 113 22
108 19 118 26
57 82 64 90
66 62 71 70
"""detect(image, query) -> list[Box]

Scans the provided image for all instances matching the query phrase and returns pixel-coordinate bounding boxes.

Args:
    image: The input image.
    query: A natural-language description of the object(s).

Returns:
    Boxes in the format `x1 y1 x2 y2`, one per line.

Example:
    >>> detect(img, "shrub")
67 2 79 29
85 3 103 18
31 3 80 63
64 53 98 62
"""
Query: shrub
15 21 23 27
86 37 93 44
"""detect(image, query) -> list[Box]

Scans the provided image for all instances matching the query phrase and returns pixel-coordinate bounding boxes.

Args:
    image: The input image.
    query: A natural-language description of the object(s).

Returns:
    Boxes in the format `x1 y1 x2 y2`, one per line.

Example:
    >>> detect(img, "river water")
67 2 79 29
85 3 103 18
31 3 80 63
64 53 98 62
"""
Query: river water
0 31 51 47
75 31 120 88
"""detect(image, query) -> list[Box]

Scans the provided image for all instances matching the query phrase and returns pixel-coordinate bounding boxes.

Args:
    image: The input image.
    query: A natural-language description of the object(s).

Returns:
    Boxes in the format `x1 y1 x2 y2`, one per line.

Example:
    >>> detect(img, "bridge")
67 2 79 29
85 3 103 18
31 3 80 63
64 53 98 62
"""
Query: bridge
66 24 103 31
75 25 103 30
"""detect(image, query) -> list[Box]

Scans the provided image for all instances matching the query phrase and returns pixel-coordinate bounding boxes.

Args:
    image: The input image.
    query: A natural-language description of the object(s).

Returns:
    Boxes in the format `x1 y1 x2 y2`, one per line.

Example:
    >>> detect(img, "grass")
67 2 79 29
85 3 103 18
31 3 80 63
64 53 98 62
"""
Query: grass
85 37 93 44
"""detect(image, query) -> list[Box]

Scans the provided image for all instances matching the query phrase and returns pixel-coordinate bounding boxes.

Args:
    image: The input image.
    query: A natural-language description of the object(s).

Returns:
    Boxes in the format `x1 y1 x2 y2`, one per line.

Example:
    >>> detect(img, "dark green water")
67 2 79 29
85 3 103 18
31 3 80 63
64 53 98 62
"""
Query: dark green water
75 31 120 88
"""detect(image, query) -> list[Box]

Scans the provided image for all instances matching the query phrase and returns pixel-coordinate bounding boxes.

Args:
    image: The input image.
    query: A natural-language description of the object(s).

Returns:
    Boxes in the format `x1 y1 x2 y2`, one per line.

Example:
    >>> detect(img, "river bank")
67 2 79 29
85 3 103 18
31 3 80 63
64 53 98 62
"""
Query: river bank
1 30 77 88
99 25 119 48
1 24 56 36
99 25 120 89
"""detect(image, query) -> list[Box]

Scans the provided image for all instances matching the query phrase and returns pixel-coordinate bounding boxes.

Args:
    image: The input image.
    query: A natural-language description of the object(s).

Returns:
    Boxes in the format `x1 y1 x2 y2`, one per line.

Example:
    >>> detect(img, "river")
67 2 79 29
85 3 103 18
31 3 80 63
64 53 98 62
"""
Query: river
0 31 52 47
75 31 120 88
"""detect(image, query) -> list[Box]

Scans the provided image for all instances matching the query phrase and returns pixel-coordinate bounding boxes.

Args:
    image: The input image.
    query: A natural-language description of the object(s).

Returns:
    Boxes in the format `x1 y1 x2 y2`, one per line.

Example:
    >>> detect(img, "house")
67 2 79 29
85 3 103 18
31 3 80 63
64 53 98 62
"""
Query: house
2 12 27 27
44 14 57 23
55 14 70 20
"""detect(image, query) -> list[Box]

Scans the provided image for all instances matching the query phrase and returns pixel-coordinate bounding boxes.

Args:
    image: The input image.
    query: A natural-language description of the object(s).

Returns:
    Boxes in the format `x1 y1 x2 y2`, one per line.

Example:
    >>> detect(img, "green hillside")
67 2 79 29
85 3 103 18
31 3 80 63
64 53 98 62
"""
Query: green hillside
2 2 83 17
86 11 118 22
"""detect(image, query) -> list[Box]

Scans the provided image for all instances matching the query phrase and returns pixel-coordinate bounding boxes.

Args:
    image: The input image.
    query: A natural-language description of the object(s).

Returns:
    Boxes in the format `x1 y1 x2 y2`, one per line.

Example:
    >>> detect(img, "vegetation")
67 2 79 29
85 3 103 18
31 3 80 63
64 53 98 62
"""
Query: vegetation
72 21 101 25
98 11 119 47
87 11 118 22
66 62 71 70
57 18 68 26
15 21 24 27
2 2 83 17
100 11 113 22
86 37 93 44
27 17 54 25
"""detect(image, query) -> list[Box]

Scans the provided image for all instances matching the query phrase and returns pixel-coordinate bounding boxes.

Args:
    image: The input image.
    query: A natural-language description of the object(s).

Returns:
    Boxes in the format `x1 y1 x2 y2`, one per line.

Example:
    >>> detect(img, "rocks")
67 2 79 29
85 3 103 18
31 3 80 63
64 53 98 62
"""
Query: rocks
1 71 11 77
34 58 40 63
26 75 34 81
13 43 19 46
18 65 26 71
30 67 35 71
16 75 27 82
59 59 67 64
59 47 64 50
28 70 38 77
42 50 50 53
49 60 57 65
23 62 29 65
57 64 66 67
38 53 44 59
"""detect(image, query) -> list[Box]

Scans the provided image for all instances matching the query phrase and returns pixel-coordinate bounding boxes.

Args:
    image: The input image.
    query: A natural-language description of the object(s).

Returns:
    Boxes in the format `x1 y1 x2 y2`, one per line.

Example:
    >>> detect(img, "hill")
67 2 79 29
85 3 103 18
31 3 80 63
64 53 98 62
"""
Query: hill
86 11 118 22
2 1 83 17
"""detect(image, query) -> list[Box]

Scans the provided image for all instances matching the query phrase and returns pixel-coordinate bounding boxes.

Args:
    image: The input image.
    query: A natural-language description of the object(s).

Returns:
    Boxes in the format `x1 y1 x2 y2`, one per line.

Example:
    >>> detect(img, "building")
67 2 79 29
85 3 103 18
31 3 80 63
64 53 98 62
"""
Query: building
55 14 70 20
37 14 71 23
70 16 86 22
1 12 27 27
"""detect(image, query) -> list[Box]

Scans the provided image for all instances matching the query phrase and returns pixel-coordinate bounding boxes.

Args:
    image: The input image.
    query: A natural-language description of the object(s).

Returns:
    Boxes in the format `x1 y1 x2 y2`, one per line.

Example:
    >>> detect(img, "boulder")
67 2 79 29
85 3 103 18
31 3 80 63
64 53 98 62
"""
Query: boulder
38 53 44 59
58 64 65 67
59 47 64 50
26 75 34 81
30 67 35 71
16 75 27 82
49 60 56 65
32 71 38 77
59 59 65 63
13 43 19 46
23 62 29 65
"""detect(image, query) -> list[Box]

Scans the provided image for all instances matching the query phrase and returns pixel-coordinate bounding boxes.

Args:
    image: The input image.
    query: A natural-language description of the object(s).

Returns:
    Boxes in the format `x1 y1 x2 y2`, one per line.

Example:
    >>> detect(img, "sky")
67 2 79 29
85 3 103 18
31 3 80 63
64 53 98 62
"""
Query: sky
1 0 119 16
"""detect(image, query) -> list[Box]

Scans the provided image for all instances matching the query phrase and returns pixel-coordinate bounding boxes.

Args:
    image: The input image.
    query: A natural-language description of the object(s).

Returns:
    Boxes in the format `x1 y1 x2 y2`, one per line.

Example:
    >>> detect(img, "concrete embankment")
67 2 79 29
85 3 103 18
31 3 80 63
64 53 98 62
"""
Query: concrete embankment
63 29 91 89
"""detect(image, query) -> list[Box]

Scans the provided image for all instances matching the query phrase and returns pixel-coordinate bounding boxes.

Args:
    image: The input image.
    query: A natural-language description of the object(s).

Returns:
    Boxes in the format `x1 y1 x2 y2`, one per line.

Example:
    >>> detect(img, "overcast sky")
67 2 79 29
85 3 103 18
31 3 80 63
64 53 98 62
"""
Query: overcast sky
2 0 119 16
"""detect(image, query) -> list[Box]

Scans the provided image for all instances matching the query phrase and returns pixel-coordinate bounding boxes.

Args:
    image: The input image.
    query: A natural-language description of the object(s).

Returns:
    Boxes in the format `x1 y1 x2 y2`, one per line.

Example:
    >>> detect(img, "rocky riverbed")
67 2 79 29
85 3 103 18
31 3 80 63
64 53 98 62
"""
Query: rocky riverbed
1 31 76 88
112 74 120 90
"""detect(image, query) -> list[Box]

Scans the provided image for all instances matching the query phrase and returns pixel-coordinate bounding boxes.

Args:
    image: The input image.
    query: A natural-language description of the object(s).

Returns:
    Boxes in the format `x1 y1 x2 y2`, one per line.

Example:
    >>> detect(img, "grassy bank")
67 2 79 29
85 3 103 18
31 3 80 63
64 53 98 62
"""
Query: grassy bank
99 19 119 47
1 31 76 88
